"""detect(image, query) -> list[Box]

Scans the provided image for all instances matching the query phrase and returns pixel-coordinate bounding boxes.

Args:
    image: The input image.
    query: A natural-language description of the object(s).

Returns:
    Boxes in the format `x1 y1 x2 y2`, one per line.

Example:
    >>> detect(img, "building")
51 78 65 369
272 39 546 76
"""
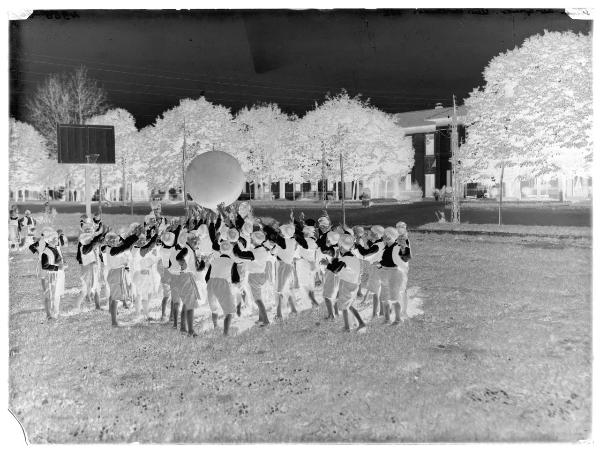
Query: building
393 103 466 198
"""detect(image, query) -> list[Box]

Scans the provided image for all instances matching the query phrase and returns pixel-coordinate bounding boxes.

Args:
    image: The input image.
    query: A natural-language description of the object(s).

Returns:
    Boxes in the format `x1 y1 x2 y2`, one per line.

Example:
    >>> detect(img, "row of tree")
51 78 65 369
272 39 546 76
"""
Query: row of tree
11 86 413 199
10 30 593 202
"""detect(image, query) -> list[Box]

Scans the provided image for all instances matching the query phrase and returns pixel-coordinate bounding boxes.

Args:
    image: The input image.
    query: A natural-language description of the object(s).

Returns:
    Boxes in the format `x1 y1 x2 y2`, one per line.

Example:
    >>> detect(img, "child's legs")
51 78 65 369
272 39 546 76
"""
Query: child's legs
41 278 52 318
142 295 150 317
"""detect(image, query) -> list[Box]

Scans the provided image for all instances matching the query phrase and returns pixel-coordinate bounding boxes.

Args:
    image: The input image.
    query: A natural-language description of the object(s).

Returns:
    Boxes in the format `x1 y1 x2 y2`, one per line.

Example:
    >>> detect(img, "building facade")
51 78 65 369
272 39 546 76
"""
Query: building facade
393 104 466 198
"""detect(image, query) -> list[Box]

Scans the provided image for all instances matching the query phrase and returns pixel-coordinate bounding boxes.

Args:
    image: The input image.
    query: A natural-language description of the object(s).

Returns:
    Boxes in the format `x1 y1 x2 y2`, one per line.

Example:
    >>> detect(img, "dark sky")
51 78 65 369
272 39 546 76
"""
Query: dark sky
9 9 592 129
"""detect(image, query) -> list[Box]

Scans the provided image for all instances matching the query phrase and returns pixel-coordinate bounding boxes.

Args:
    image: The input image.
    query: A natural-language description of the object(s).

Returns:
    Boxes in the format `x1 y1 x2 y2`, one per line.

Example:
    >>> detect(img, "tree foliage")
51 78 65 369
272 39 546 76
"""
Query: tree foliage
144 97 235 190
86 108 145 195
296 92 413 183
457 31 592 183
9 118 60 191
233 104 299 190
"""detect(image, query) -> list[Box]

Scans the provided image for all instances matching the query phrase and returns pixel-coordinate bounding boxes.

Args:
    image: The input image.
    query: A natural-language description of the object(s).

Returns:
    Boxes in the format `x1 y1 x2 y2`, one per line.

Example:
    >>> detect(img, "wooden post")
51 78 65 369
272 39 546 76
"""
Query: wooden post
451 95 461 223
321 141 327 206
130 182 134 216
182 118 188 216
498 162 505 225
98 165 103 215
84 164 91 218
340 151 346 227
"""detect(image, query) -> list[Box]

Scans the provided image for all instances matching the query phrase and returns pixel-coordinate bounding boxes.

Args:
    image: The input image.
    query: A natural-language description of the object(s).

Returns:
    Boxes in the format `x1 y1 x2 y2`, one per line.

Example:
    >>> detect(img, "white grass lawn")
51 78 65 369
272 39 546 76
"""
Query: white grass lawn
8 233 591 443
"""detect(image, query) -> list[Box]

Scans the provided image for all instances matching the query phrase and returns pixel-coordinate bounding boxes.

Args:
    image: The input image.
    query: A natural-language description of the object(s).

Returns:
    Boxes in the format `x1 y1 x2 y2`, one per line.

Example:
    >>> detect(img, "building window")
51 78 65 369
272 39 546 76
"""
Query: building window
425 134 434 155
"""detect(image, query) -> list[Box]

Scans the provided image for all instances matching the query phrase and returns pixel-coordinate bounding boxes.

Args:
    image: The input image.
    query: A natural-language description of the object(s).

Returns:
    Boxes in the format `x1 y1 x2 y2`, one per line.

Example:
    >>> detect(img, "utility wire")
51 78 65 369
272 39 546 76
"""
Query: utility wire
12 52 451 100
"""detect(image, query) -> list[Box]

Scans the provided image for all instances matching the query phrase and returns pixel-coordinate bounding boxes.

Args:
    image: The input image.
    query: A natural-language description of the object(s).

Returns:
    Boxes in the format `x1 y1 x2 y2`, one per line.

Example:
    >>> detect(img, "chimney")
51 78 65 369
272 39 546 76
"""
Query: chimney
434 102 443 109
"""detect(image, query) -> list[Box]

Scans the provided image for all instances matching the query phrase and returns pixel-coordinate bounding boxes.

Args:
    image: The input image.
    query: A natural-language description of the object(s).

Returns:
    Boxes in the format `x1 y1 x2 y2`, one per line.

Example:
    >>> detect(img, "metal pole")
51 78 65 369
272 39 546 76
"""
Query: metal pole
321 141 327 207
98 165 103 215
182 117 188 217
84 164 91 218
340 150 346 227
451 95 460 224
130 182 134 216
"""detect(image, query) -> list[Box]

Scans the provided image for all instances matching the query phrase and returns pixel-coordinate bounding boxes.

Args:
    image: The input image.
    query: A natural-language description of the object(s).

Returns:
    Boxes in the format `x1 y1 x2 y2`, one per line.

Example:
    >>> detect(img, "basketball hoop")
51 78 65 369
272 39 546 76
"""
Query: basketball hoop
86 154 100 164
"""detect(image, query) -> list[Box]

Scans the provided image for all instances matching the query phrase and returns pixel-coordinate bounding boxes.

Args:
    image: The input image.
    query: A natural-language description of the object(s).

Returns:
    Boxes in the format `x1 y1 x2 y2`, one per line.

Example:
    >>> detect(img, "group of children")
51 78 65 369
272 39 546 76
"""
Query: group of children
31 201 412 336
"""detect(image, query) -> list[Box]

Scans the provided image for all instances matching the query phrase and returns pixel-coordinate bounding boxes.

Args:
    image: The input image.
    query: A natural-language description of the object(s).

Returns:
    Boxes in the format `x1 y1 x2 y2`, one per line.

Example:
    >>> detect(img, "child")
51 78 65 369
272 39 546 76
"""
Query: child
39 229 65 320
395 221 412 321
157 230 176 322
318 230 341 320
295 225 319 307
19 210 37 250
166 222 187 331
378 227 410 324
327 234 366 332
76 223 107 310
9 207 20 251
264 223 306 320
355 225 386 319
245 231 270 326
104 225 143 327
56 229 68 248
352 226 367 299
130 230 160 321
206 241 242 336
173 231 203 337
193 224 215 313
234 201 253 230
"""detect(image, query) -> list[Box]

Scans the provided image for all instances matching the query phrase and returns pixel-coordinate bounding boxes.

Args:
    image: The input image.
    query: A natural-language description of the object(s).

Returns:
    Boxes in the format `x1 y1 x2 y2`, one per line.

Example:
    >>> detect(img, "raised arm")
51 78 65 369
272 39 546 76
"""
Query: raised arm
110 233 139 256
263 225 286 249
233 243 255 261
140 232 159 257
326 258 346 274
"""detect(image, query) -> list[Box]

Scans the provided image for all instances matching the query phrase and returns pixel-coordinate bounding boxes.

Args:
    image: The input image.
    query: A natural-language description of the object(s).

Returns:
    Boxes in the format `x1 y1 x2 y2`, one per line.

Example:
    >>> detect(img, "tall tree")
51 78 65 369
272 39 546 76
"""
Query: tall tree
26 66 108 156
233 103 297 199
456 31 592 219
86 108 144 202
25 66 108 201
9 118 64 197
297 92 413 199
145 97 235 192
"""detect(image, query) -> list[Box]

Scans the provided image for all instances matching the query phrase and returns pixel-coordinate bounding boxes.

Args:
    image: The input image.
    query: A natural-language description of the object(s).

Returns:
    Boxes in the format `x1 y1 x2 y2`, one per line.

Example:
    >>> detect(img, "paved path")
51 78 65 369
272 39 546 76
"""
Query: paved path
11 201 591 227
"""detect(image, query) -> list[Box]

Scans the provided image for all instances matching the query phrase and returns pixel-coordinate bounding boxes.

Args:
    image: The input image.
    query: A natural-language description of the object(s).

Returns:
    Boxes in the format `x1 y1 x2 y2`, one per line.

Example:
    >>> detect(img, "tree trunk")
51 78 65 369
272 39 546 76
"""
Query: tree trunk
268 174 272 200
122 157 127 205
498 162 505 225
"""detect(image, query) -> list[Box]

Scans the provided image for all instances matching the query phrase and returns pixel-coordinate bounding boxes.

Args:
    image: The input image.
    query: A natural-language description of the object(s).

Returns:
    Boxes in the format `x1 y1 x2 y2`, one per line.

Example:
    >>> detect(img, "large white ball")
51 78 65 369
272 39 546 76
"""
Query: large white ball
185 151 245 210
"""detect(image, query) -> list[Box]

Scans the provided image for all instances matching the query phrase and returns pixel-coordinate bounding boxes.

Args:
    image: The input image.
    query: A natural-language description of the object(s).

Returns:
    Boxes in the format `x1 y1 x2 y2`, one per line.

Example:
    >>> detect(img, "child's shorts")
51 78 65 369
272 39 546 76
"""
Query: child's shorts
379 267 407 303
365 264 382 294
248 272 267 301
207 278 235 315
276 261 294 294
322 270 340 299
336 279 358 310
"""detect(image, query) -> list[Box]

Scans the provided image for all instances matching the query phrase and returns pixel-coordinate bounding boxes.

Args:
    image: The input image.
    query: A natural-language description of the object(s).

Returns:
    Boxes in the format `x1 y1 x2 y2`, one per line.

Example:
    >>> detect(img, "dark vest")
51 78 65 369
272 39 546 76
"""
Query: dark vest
380 243 398 268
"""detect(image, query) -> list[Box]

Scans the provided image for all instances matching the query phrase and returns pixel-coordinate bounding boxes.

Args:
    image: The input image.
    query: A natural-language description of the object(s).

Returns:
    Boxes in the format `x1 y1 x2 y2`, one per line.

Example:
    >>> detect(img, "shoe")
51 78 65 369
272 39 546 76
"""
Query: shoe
357 324 367 333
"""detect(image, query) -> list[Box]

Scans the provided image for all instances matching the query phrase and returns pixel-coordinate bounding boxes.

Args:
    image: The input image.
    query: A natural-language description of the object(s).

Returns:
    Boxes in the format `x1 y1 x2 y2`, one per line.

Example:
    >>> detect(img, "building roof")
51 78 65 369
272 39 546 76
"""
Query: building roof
393 105 467 133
